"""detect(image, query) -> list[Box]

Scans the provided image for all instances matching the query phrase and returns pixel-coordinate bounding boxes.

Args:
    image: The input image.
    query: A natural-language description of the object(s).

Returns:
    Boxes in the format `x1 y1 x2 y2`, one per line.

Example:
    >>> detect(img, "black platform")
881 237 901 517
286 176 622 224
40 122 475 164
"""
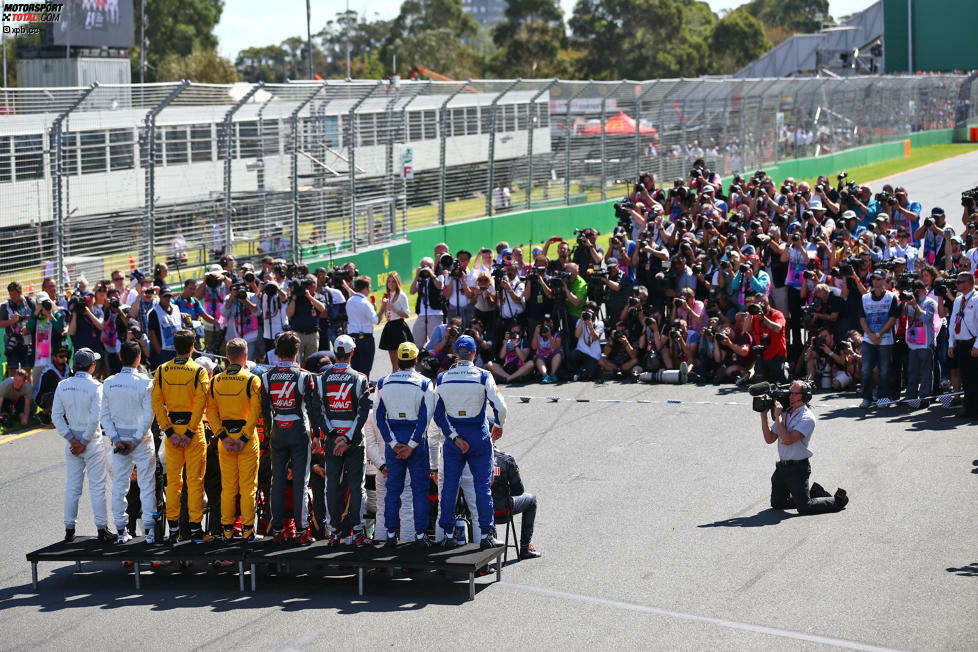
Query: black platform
26 537 504 599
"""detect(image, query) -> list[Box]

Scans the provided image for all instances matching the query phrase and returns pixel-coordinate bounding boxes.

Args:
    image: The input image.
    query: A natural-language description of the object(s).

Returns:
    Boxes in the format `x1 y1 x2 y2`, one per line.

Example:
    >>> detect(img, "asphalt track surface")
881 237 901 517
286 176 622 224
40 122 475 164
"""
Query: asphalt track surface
2 152 978 651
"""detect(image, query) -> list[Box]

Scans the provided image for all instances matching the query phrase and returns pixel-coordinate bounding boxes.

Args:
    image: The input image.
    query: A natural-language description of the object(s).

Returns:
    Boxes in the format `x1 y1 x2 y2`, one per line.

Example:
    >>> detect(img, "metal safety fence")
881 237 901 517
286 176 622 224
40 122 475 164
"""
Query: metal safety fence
0 73 973 294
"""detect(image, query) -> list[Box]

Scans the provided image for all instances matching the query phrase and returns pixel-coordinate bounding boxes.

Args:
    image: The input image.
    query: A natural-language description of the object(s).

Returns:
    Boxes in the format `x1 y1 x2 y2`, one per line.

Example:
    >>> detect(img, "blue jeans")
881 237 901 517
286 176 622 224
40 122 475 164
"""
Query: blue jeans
861 341 893 402
905 347 934 401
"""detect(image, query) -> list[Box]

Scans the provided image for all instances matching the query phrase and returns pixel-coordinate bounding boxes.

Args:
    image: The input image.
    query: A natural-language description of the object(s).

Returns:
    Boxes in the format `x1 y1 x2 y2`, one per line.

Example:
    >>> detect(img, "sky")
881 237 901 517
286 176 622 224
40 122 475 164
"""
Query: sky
214 0 879 62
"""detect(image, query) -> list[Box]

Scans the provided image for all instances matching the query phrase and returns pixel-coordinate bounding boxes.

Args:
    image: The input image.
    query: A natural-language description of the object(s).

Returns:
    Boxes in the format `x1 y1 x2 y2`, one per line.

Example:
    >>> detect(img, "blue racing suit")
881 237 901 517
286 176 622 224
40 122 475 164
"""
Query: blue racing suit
433 360 507 537
375 369 436 538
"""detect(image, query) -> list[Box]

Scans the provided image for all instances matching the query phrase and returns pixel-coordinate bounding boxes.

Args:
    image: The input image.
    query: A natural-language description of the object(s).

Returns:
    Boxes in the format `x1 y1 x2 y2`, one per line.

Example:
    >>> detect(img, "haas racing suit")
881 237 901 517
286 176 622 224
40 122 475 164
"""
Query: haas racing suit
260 360 328 535
375 368 435 540
316 361 372 537
101 367 156 539
151 356 210 536
207 364 262 539
433 360 507 539
51 371 107 532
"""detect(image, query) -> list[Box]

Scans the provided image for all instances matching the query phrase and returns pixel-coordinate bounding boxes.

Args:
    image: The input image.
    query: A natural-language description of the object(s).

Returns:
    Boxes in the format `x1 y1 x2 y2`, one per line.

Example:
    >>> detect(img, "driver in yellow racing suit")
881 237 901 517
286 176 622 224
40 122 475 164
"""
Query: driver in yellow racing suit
152 329 211 544
206 337 262 541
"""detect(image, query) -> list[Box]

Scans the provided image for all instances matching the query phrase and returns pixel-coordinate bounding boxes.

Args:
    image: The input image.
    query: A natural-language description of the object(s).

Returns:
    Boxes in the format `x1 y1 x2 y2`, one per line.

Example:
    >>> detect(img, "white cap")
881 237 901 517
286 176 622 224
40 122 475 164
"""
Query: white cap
208 264 223 274
334 334 356 354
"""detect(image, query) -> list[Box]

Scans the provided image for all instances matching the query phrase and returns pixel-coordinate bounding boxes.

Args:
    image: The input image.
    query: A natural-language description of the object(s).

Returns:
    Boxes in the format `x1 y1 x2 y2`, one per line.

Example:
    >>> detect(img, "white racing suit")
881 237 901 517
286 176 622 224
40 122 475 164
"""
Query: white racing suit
51 371 108 530
364 410 415 541
101 367 156 534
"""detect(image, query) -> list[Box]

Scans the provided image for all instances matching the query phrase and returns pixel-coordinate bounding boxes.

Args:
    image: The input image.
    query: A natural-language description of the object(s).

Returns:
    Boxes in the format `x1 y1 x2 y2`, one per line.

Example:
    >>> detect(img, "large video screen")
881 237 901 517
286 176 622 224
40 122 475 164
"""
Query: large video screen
51 0 136 49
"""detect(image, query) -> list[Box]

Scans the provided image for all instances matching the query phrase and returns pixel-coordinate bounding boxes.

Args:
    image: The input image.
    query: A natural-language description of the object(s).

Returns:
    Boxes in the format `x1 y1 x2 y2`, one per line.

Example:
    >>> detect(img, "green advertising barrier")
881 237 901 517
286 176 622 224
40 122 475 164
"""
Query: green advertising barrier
304 201 618 293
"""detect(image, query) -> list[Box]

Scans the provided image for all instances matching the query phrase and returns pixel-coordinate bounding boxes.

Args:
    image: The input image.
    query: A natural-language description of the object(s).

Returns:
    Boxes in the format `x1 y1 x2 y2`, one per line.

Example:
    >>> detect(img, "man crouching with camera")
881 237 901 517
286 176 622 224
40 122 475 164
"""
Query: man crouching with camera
758 380 849 514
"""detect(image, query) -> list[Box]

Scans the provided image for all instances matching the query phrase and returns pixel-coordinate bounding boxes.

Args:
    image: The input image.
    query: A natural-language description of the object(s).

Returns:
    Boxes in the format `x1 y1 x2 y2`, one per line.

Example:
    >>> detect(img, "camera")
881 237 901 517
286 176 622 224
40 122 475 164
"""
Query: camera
669 328 682 341
749 381 793 412
581 310 594 322
899 290 914 303
447 325 461 337
263 282 280 297
644 317 656 327
108 297 120 310
716 331 729 343
419 267 431 279
627 296 639 307
244 272 256 284
703 326 715 339
41 298 54 312
539 323 551 335
961 187 978 209
205 274 221 289
235 286 249 301
791 232 802 243
739 263 751 274
747 303 762 316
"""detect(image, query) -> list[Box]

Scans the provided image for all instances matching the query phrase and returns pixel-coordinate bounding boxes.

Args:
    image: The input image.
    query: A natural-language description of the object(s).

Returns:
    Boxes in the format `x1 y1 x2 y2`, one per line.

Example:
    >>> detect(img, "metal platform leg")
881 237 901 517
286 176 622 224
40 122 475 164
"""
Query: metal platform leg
358 568 364 597
251 564 256 592
31 562 38 591
496 560 502 582
469 572 475 601
134 565 141 590
75 561 81 572
238 562 245 592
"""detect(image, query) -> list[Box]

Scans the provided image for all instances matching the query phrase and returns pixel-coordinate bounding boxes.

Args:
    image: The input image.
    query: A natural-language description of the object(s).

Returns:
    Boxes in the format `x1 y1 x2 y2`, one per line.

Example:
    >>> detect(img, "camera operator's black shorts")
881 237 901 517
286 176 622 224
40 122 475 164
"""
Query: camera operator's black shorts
503 359 523 375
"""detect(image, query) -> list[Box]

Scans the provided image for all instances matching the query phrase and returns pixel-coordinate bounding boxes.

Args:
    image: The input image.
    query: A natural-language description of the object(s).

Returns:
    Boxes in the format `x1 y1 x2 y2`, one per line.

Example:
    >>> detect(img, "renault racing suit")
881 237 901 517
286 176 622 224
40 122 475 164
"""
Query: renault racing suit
375 368 435 540
151 356 210 530
207 364 262 537
433 360 507 538
260 361 328 533
316 362 372 536
52 371 107 531
101 367 156 537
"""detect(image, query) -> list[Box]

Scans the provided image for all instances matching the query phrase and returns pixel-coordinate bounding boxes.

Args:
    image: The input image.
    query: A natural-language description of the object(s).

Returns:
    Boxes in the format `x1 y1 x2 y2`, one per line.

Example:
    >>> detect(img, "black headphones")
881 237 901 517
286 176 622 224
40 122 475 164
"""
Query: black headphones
797 380 814 404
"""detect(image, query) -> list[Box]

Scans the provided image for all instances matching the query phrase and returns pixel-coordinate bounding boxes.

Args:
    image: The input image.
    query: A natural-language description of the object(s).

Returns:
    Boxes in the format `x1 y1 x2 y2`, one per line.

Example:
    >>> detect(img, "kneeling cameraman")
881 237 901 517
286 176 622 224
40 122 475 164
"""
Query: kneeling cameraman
759 380 848 514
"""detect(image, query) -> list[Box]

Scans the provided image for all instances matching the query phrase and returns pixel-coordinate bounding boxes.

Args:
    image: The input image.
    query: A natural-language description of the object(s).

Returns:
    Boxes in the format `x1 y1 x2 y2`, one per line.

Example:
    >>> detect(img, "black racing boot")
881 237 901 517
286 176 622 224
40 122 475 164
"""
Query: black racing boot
809 482 831 499
167 520 181 545
64 527 75 543
479 534 502 549
190 523 213 544
384 531 399 549
96 528 115 543
415 533 435 549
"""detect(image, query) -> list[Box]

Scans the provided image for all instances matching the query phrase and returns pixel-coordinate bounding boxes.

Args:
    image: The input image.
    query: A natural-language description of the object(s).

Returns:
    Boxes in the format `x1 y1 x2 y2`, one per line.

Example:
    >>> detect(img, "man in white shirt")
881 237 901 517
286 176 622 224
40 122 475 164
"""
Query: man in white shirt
569 304 604 381
497 264 525 329
410 257 446 349
445 250 476 326
947 272 978 420
491 181 511 213
760 380 848 514
346 276 380 378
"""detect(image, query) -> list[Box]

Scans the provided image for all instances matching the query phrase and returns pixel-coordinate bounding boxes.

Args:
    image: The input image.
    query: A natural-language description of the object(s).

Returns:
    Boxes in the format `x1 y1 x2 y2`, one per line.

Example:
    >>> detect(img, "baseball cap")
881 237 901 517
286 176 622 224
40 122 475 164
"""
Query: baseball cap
397 342 419 361
740 244 756 256
334 334 356 354
894 186 907 195
808 196 823 210
73 347 101 369
870 270 886 280
501 248 513 256
314 267 327 275
454 335 476 355
160 288 173 297
951 235 964 244
841 210 857 221
700 185 715 195
208 264 223 274
606 257 619 267
931 206 945 217
35 291 50 303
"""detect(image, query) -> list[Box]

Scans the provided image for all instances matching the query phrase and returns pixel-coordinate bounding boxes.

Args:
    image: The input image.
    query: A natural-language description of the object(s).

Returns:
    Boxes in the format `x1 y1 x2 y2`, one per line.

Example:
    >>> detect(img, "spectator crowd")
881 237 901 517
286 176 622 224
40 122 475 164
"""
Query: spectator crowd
3 161 978 430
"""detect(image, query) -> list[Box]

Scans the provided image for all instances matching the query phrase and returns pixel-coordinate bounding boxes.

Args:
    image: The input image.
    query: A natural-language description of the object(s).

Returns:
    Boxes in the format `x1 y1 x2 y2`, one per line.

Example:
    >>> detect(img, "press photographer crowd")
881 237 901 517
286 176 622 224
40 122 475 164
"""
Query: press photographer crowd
2 159 978 545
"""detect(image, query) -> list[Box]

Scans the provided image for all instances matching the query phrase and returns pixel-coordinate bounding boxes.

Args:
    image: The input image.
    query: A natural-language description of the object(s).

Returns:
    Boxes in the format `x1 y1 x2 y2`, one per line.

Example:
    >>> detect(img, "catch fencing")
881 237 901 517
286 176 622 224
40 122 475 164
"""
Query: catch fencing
0 74 974 293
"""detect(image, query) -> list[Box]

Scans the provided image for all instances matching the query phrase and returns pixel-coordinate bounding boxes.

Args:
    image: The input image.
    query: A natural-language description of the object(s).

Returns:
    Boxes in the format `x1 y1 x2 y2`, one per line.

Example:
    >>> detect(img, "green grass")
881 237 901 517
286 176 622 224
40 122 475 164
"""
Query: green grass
797 143 978 188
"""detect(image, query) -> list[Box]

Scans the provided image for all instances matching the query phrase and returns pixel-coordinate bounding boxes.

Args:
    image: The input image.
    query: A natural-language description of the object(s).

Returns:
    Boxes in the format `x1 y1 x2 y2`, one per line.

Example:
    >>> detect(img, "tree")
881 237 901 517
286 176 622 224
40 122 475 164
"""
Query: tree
742 0 829 43
133 0 225 82
156 47 237 83
570 0 710 80
709 10 770 74
318 10 391 78
491 0 568 78
382 0 480 77
235 45 290 83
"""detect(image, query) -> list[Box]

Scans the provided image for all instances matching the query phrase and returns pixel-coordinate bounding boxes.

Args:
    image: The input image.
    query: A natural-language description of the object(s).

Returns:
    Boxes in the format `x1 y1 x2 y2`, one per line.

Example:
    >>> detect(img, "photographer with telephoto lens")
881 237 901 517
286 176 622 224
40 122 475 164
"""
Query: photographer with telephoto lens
758 379 848 514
